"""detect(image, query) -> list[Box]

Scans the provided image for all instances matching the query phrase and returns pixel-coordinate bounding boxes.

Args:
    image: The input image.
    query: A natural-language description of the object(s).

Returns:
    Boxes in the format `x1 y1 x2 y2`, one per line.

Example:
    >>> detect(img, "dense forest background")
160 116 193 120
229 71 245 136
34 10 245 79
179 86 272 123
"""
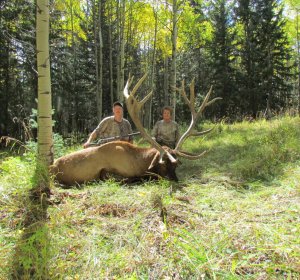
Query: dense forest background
1 0 300 143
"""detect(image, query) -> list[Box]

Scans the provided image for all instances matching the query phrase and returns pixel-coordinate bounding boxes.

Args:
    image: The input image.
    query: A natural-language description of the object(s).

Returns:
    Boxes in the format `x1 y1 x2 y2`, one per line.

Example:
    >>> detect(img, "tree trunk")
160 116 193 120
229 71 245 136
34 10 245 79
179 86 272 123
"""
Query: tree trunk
146 7 159 129
164 56 169 106
1 42 10 137
108 1 114 109
170 0 178 121
99 1 103 119
36 0 53 165
118 0 126 101
93 0 103 121
297 9 300 116
116 0 126 102
70 1 78 134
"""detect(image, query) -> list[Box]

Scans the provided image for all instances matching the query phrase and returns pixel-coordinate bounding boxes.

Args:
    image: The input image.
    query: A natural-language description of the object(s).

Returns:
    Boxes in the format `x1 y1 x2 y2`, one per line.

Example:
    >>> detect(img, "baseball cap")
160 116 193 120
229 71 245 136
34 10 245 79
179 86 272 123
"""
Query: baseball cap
113 101 123 108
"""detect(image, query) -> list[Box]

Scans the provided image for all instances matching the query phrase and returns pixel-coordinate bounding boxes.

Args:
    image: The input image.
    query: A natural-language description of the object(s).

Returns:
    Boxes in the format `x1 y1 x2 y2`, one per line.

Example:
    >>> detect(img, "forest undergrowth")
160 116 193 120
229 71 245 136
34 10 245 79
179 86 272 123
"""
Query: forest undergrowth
0 116 299 279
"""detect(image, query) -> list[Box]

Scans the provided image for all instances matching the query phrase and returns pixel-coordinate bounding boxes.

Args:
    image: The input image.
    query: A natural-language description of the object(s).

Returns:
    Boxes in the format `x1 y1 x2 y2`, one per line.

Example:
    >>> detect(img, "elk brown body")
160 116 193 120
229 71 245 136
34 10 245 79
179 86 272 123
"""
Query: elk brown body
50 75 220 186
50 141 178 185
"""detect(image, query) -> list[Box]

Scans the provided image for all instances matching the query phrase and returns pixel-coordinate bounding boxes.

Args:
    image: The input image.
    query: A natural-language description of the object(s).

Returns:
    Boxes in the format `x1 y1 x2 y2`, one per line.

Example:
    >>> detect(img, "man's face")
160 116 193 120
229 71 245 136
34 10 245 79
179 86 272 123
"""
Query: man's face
162 109 171 122
113 105 123 118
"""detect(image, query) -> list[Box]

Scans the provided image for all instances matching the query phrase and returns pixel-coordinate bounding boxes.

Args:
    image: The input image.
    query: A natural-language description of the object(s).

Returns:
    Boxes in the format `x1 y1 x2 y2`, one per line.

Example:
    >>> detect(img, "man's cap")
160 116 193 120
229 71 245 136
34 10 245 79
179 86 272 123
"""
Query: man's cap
113 101 123 108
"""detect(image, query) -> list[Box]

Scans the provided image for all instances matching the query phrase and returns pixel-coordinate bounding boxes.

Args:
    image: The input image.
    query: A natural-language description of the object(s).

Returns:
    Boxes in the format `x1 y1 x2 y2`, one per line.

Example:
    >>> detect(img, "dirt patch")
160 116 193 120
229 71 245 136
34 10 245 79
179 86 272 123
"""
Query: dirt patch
48 190 90 205
87 203 139 217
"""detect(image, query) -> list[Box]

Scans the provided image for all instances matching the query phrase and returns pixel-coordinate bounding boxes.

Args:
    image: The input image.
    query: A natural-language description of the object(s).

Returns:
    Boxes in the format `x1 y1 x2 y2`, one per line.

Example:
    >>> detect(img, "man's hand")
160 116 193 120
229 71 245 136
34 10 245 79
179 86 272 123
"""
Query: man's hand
83 142 90 149
83 131 97 148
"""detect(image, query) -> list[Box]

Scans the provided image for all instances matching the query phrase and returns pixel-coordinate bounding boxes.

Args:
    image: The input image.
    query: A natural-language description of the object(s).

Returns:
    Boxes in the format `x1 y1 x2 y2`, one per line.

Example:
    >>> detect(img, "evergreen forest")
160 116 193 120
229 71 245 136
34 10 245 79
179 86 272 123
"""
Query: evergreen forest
1 0 300 143
1 1 300 279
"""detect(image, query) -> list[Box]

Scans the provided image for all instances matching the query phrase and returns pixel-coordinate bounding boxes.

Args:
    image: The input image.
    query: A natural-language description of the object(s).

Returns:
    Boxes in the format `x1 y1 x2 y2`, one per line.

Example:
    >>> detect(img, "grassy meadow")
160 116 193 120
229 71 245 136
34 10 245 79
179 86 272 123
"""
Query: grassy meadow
0 116 300 279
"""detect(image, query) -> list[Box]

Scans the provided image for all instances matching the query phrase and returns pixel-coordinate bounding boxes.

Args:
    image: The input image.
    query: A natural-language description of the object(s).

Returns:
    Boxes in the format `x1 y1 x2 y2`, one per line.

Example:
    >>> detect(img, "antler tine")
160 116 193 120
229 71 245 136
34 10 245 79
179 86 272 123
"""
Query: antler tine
174 82 220 156
124 75 177 164
198 86 213 114
124 75 135 98
175 80 201 151
175 80 190 106
206 97 223 107
196 87 222 119
190 78 195 109
175 150 207 160
190 127 214 136
174 120 193 151
175 127 215 159
131 73 147 97
140 90 153 107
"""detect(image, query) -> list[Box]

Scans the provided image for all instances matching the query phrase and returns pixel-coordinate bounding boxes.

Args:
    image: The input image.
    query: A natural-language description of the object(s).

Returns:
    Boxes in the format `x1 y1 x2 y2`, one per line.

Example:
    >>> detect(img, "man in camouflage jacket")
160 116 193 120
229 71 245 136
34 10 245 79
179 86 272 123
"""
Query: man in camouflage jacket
152 106 180 149
83 101 133 148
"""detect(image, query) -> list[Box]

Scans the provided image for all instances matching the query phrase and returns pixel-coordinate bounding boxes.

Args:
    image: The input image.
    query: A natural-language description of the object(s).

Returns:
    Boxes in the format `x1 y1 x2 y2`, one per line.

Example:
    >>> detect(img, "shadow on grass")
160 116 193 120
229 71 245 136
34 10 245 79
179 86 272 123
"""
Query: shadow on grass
9 168 51 279
178 136 300 184
177 143 242 181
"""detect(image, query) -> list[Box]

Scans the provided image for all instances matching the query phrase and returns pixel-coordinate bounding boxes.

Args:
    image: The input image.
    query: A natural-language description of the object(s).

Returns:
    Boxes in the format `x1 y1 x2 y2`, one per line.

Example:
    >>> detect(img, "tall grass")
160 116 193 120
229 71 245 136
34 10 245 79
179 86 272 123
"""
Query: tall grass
181 116 300 181
0 116 299 279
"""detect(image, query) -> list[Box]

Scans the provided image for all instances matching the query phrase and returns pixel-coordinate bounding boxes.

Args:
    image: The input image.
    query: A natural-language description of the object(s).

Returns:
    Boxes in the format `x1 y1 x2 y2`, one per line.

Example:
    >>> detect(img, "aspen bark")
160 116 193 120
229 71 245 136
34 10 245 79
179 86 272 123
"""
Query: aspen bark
108 1 114 108
170 0 178 121
93 0 103 120
116 0 126 102
36 0 53 165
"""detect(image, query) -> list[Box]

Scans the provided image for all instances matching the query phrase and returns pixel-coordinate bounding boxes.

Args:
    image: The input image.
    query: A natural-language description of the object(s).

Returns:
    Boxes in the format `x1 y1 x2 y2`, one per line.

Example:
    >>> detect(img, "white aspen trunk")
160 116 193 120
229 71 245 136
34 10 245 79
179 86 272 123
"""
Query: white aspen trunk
108 1 114 108
163 0 169 107
297 9 300 116
93 0 101 120
164 56 169 105
147 7 159 129
70 1 78 134
99 1 103 119
119 0 126 102
116 1 121 99
170 0 178 121
93 0 103 120
36 0 53 165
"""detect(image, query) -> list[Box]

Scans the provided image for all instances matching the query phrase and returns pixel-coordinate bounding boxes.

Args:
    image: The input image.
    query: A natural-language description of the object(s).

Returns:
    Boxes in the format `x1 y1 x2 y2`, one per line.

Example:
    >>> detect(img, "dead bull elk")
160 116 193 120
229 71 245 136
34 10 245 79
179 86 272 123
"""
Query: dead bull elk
50 75 221 185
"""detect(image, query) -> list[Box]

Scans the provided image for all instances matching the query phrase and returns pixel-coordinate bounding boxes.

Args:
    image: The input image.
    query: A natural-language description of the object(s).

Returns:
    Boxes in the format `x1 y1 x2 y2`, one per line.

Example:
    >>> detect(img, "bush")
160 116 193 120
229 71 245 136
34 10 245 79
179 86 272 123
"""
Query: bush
24 133 67 159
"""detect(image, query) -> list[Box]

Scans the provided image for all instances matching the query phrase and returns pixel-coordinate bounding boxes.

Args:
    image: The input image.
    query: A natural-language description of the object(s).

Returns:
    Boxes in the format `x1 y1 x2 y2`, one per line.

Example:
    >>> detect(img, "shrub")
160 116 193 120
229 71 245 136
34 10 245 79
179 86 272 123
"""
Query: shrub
24 133 67 159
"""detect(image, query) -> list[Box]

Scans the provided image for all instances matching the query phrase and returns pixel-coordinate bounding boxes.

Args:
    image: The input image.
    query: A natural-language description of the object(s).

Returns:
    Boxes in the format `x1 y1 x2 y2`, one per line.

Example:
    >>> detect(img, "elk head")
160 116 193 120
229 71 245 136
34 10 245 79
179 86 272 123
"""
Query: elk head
124 74 221 181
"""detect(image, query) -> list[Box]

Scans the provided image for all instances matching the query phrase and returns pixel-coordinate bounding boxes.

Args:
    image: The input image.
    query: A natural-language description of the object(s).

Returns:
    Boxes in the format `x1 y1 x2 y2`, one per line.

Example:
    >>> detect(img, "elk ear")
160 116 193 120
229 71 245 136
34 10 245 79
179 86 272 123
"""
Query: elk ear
148 152 161 170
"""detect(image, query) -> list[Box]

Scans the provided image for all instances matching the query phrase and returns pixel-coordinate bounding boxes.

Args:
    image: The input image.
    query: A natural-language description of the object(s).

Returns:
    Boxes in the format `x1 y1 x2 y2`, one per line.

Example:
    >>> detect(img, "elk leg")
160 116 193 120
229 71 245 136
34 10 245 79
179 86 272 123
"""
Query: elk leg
99 169 109 180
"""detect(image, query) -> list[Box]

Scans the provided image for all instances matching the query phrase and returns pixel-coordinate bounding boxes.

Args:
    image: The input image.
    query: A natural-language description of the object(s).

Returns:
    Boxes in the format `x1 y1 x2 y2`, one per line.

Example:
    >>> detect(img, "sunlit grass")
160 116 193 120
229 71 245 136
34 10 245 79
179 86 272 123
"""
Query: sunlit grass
0 116 299 279
179 116 300 181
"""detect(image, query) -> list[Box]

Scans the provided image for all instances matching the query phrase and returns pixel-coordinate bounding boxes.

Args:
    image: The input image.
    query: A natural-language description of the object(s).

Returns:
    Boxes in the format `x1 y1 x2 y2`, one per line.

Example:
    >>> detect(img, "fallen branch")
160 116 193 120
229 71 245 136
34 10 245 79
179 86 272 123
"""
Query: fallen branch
0 136 29 151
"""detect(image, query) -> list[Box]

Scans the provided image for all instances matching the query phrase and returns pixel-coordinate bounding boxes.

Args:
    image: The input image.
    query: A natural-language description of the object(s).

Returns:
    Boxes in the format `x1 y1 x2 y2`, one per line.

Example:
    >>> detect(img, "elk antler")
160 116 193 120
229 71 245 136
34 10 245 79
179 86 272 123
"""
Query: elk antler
124 74 177 163
174 79 221 159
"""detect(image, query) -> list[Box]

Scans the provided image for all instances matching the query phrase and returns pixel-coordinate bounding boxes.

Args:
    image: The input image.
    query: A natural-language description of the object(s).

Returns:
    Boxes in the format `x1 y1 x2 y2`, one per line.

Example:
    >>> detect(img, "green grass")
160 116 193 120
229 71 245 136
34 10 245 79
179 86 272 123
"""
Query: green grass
0 116 300 279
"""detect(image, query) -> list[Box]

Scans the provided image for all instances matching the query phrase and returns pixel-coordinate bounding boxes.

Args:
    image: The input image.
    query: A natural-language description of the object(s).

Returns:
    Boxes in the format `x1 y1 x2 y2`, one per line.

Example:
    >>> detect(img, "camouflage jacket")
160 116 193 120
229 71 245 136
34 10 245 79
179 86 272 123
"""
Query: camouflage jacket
152 120 180 148
94 116 133 143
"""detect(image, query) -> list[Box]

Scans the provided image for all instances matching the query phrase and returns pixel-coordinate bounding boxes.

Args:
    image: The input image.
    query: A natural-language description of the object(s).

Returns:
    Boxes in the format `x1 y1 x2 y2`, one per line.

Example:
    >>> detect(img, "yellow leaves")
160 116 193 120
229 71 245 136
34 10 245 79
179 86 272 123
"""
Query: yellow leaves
52 0 87 44
49 0 215 54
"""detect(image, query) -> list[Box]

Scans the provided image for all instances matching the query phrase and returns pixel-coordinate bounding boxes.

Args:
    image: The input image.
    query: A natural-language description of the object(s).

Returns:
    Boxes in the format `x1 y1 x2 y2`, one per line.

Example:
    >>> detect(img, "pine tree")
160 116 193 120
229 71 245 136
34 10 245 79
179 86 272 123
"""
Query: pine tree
255 0 294 114
236 0 294 117
210 0 238 118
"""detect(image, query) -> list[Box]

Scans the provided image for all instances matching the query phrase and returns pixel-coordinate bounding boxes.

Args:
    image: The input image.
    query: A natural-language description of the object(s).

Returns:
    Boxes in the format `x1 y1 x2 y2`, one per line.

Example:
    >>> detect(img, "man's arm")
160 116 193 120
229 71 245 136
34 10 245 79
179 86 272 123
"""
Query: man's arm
83 117 112 148
152 121 159 141
83 130 97 148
